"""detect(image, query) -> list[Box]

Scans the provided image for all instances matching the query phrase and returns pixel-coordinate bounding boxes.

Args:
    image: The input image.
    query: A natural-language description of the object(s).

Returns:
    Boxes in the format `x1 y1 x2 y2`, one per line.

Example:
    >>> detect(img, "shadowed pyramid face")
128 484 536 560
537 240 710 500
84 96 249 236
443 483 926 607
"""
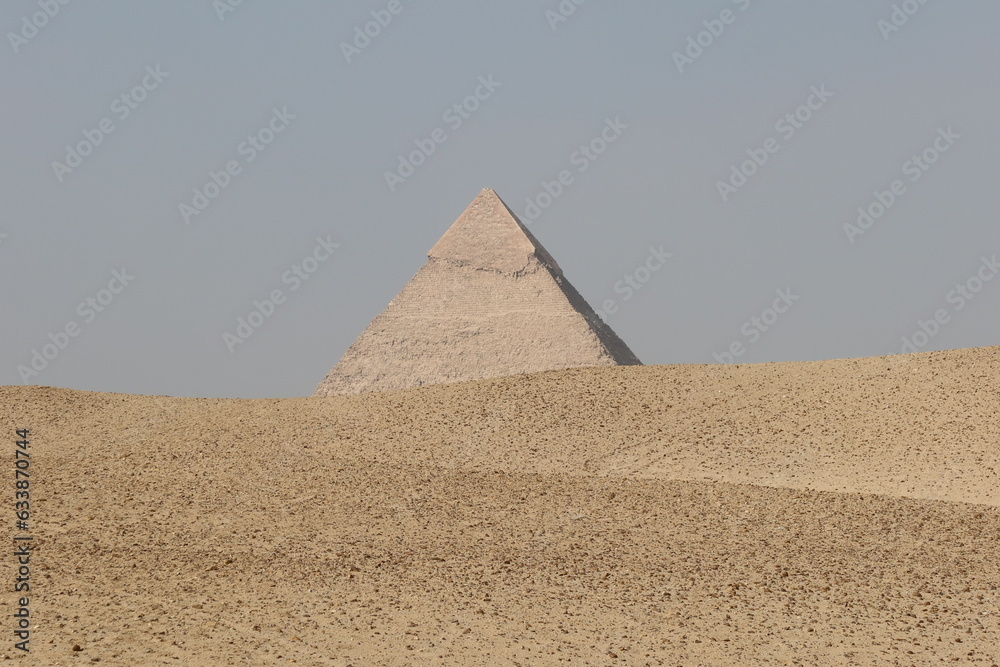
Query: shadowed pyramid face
313 189 641 397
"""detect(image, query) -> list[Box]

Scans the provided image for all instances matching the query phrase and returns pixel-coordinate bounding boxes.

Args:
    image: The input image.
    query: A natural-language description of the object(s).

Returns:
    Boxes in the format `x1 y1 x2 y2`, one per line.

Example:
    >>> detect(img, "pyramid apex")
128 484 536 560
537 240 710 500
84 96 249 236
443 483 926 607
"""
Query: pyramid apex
428 189 560 274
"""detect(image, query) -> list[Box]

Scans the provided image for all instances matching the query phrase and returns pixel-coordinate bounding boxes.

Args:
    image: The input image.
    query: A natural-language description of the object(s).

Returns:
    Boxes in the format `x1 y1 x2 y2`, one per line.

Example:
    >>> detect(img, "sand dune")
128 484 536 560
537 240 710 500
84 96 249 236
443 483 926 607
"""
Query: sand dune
3 346 999 664
306 346 1000 507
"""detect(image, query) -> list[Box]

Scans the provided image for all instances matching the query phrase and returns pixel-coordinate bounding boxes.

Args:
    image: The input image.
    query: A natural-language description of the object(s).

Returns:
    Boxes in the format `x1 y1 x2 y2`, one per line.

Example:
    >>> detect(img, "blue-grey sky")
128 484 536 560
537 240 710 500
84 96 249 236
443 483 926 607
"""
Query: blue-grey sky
3 1 998 398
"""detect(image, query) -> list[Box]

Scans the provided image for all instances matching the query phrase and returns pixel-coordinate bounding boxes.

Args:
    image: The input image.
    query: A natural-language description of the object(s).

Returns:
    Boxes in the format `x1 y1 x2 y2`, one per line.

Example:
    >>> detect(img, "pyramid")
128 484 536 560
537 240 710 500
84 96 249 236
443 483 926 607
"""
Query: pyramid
313 189 641 396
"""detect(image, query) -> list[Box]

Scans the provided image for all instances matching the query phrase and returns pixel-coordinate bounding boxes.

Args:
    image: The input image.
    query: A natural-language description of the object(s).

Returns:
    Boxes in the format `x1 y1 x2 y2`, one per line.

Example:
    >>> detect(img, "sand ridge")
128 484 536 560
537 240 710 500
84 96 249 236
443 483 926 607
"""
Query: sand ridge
320 346 1000 507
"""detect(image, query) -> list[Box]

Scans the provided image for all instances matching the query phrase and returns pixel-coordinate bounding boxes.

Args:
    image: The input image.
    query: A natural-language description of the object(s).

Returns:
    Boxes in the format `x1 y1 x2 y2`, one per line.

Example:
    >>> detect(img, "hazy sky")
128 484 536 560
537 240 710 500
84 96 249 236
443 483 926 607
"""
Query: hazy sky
3 1 998 398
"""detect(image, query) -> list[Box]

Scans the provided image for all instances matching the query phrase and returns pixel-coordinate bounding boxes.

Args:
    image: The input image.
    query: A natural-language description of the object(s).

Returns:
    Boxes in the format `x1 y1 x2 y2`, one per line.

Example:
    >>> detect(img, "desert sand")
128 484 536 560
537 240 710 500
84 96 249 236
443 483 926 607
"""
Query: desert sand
3 346 1000 665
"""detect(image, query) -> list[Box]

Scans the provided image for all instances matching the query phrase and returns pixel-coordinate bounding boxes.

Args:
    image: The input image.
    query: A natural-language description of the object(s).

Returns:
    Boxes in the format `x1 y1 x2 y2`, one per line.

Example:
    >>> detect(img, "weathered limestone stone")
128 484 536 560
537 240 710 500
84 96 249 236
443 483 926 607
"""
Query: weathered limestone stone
313 188 641 396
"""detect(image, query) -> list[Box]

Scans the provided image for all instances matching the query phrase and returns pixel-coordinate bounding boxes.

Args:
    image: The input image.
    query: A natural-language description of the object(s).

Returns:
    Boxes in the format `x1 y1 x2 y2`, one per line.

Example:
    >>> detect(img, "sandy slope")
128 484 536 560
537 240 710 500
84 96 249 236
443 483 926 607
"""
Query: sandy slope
2 347 999 664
